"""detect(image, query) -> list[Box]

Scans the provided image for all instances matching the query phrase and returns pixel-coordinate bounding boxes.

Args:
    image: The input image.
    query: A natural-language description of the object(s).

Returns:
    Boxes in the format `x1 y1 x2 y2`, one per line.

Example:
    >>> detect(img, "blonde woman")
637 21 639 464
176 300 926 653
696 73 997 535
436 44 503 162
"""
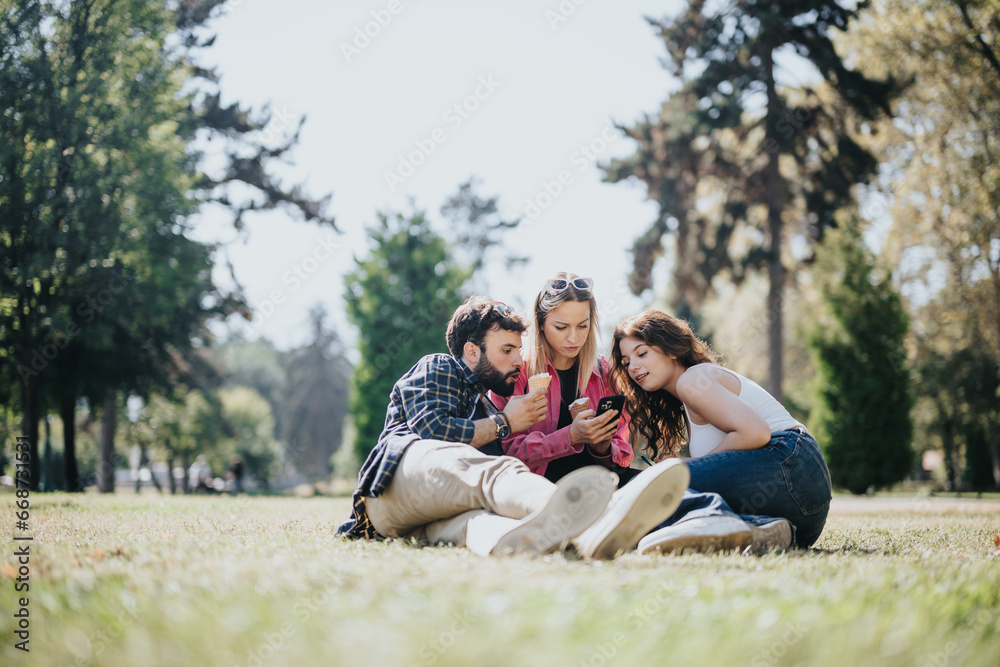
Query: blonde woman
491 273 638 485
492 277 794 555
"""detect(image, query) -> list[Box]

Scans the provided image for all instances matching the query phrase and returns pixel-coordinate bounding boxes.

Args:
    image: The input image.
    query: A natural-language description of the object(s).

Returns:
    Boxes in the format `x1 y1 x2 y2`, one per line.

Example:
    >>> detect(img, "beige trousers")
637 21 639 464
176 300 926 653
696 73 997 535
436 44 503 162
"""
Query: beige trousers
364 440 556 554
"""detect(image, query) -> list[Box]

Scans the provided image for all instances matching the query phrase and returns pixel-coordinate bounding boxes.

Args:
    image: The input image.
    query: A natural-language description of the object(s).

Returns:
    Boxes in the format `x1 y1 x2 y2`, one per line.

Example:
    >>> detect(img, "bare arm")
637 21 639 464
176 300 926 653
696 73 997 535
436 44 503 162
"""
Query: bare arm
675 367 771 454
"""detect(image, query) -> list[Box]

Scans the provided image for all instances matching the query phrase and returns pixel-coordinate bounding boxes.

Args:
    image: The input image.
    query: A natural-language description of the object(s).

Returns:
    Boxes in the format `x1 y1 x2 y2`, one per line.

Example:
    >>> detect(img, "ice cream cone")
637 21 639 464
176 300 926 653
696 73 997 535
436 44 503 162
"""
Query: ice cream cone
569 397 589 420
528 373 552 393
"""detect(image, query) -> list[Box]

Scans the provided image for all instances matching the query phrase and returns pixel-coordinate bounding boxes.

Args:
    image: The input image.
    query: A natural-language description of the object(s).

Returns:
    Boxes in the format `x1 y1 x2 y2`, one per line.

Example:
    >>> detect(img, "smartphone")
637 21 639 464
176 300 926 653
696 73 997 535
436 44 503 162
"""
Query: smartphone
595 394 625 417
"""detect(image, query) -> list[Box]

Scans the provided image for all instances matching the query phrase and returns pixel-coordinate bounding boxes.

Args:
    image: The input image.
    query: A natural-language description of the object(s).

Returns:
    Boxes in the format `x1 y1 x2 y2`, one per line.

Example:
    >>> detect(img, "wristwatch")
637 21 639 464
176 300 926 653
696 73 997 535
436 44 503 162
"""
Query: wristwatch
492 413 511 440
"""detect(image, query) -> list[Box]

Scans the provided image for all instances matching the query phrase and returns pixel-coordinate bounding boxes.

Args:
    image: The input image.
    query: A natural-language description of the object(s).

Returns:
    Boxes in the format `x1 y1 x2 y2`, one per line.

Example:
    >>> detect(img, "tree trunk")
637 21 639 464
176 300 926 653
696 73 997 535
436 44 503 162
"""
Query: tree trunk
145 445 163 493
942 417 957 492
763 49 786 403
166 442 176 495
181 452 190 494
98 388 117 493
61 394 82 492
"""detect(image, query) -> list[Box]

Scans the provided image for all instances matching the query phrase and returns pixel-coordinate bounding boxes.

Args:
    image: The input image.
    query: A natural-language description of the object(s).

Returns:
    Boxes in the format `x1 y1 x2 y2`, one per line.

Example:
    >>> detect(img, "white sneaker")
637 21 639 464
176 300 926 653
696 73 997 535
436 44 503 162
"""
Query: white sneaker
572 458 689 559
747 518 793 554
637 515 753 555
490 467 617 556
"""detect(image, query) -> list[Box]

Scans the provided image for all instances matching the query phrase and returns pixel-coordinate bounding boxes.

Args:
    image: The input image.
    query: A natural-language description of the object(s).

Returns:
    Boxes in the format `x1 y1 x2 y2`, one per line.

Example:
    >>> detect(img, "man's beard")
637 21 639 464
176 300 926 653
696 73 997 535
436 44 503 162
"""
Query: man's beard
474 355 519 397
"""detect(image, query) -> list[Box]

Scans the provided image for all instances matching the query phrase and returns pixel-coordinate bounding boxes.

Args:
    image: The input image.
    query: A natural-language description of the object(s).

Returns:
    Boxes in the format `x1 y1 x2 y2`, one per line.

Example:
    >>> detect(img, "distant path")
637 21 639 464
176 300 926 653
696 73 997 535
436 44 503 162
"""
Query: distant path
830 495 1000 514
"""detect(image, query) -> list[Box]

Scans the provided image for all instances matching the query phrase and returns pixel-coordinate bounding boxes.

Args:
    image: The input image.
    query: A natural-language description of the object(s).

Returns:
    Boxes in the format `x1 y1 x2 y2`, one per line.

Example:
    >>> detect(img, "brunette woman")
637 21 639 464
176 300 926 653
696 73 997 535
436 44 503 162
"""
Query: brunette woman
611 309 832 548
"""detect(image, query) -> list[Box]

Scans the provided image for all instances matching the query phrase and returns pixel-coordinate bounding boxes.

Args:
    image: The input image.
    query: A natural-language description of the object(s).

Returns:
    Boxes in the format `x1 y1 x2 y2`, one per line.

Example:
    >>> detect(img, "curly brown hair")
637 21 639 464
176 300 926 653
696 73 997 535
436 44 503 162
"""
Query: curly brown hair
610 310 720 458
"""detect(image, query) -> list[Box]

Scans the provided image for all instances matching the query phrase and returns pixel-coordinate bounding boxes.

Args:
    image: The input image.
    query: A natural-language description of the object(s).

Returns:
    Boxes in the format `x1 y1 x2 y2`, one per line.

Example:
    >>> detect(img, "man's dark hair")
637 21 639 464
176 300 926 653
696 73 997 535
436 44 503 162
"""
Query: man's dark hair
446 296 527 357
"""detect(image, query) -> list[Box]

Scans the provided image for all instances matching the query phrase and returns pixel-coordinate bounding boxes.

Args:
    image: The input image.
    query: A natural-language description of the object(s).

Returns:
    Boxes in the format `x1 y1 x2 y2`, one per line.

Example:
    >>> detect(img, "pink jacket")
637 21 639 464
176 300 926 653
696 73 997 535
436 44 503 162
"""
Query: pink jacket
490 357 634 475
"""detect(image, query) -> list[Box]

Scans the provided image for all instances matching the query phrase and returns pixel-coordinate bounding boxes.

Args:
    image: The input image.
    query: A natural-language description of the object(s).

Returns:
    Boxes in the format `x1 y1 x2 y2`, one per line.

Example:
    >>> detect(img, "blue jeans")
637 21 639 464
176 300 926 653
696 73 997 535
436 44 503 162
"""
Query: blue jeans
656 488 788 540
683 430 833 548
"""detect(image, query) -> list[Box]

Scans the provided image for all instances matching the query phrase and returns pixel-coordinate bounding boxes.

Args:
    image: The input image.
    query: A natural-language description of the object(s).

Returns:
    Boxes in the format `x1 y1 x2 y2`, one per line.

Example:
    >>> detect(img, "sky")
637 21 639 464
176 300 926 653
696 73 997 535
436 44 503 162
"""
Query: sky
187 0 693 357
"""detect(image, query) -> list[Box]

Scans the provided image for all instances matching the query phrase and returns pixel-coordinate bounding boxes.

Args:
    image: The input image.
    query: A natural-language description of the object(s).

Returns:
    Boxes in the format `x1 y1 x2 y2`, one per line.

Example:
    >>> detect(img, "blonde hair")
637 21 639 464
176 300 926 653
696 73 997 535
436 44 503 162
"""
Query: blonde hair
523 272 600 396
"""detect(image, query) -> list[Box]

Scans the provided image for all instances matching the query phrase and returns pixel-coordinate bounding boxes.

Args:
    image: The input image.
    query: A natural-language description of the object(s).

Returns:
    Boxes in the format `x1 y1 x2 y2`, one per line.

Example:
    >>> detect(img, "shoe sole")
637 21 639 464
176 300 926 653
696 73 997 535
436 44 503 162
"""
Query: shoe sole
491 468 616 556
579 461 689 559
638 527 752 555
748 520 793 554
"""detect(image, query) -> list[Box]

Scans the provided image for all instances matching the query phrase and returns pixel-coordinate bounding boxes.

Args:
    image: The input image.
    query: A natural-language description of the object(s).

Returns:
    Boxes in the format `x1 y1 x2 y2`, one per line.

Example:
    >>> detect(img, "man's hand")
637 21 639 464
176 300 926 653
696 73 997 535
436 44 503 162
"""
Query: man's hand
569 409 619 449
503 388 548 433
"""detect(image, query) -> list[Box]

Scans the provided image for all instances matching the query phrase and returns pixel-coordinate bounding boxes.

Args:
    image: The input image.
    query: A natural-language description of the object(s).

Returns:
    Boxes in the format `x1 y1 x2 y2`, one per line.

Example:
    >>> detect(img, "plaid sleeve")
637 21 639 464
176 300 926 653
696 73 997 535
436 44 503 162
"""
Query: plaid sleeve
398 356 476 444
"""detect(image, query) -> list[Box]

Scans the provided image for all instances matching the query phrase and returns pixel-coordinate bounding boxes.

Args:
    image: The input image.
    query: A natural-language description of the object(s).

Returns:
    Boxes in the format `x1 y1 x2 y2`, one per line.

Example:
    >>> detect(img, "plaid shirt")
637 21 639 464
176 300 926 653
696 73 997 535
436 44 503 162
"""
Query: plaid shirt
336 353 485 539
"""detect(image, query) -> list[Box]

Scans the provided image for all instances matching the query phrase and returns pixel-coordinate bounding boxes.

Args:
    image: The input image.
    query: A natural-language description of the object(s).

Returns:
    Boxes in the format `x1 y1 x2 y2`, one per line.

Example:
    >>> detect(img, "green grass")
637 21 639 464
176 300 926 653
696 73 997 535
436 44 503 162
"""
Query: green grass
2 493 999 667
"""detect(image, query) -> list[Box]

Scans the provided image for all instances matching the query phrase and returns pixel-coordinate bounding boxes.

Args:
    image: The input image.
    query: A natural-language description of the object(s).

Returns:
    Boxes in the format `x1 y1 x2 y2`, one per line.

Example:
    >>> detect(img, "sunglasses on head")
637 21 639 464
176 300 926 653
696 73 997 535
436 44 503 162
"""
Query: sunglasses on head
546 277 594 293
490 302 513 317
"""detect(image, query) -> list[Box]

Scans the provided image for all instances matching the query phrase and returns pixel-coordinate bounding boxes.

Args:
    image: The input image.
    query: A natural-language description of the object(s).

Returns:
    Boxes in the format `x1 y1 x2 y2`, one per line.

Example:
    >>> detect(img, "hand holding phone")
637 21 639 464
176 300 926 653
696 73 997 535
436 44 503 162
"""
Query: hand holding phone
595 394 625 417
570 395 624 447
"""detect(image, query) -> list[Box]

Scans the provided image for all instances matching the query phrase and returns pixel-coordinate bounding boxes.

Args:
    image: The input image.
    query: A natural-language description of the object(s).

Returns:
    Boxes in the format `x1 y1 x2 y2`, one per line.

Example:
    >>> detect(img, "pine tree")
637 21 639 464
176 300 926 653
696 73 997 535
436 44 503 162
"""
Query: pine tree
281 306 352 481
808 222 912 494
840 0 1000 488
345 209 470 461
606 0 896 400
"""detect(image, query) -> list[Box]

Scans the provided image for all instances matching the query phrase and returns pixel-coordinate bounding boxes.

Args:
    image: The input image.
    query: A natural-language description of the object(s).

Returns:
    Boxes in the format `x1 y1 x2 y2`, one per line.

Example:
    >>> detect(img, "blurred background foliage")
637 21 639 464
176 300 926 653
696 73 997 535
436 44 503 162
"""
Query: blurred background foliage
1 0 997 494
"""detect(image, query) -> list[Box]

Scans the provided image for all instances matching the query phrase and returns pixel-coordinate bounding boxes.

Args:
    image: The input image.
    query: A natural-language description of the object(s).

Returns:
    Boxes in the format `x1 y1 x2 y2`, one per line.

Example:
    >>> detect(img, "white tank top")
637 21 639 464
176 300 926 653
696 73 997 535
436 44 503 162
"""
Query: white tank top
683 364 802 458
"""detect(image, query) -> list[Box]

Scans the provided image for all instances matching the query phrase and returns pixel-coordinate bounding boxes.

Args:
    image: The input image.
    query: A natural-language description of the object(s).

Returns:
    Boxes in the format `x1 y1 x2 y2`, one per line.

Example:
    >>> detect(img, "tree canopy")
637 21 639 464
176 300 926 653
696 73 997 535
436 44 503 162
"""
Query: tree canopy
839 0 1000 488
0 0 334 490
605 0 896 399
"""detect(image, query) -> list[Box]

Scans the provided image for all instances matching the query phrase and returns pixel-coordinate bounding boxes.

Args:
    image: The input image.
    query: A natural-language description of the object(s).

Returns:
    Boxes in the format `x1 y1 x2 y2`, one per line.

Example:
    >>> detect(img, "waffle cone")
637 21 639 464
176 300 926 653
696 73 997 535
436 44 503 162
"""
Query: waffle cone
528 374 552 392
569 397 589 420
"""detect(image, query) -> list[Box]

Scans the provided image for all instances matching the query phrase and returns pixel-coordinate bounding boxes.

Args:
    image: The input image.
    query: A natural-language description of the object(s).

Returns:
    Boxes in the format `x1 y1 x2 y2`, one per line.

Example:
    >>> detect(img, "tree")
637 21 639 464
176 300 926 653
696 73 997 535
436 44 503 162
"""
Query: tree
345 208 470 461
213 337 288 440
914 345 1000 491
605 0 896 400
440 177 527 292
280 305 352 481
0 0 334 490
838 0 1000 487
137 394 188 494
135 389 228 493
808 221 912 494
217 386 284 490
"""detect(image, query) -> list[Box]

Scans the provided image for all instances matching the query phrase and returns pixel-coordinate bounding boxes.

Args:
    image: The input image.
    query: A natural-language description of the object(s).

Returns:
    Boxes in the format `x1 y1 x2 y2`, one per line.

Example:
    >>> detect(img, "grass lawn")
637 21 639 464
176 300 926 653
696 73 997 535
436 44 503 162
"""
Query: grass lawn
2 492 999 667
